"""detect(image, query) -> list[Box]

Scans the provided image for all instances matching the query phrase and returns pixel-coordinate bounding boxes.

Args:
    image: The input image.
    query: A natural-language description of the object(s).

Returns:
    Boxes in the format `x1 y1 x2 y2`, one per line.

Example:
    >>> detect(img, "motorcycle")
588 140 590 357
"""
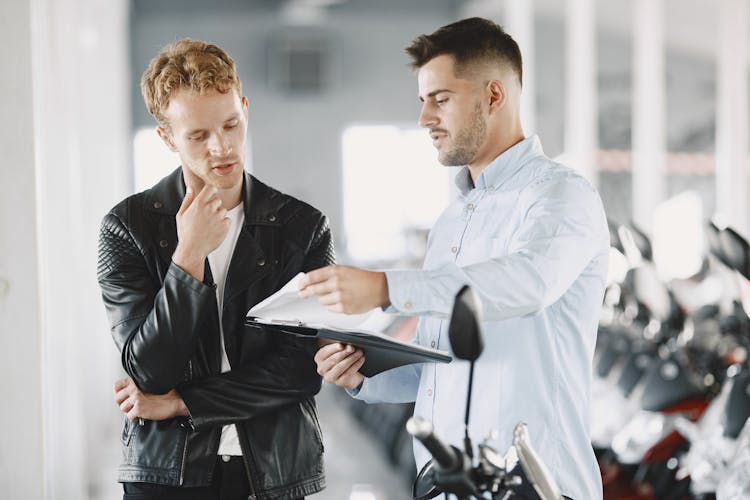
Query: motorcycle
675 223 750 498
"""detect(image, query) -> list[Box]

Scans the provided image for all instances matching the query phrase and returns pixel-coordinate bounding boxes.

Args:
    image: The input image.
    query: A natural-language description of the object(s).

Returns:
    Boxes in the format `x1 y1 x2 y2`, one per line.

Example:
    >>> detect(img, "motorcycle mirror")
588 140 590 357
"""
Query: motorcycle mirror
719 226 750 280
607 218 624 254
513 423 563 500
626 221 653 262
707 220 727 266
448 285 484 362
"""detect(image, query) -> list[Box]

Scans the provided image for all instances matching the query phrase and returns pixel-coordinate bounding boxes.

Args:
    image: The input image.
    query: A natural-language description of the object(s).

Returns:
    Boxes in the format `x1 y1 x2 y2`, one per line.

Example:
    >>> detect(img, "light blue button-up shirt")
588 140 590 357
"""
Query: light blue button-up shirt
353 135 608 500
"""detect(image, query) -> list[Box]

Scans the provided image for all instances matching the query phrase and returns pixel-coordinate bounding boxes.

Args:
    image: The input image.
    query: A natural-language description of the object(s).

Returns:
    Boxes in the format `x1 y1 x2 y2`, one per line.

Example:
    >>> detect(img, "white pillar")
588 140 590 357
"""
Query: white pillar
0 0 44 498
631 0 666 233
31 0 131 497
505 0 536 134
716 0 749 236
564 0 598 185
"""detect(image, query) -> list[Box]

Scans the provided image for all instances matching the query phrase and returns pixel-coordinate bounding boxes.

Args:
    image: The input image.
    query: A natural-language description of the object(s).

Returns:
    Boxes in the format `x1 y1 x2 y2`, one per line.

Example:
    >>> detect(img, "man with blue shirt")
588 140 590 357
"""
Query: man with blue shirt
299 17 608 500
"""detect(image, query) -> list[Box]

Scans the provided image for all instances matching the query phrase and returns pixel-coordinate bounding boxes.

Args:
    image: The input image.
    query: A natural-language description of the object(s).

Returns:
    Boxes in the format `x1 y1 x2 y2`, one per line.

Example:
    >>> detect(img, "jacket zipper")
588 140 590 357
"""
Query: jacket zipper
178 429 189 485
179 360 193 486
236 425 258 500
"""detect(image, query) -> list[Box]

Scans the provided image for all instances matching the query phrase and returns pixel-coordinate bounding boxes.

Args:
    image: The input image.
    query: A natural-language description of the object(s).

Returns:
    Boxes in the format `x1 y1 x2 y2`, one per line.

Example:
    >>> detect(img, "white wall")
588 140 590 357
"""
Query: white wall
0 0 131 498
0 0 44 497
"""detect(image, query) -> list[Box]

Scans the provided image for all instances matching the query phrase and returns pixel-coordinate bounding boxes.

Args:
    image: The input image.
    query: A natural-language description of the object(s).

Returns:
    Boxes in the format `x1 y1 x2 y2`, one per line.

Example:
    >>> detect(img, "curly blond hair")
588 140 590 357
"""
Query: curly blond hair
141 39 243 127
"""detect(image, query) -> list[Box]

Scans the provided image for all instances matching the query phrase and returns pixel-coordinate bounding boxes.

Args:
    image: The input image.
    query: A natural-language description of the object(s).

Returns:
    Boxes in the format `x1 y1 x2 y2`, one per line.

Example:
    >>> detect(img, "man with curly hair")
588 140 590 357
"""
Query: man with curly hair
98 39 331 500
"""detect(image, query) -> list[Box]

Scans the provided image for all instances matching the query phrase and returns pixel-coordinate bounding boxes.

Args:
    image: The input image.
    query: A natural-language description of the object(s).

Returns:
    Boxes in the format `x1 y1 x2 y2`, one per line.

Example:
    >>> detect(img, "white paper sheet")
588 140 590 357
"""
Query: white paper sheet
246 272 373 329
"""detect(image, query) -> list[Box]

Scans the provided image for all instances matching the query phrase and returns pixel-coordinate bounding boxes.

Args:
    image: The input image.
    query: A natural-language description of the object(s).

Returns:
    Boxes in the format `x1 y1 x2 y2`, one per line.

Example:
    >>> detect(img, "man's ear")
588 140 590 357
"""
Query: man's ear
156 126 178 152
242 96 249 118
487 80 506 114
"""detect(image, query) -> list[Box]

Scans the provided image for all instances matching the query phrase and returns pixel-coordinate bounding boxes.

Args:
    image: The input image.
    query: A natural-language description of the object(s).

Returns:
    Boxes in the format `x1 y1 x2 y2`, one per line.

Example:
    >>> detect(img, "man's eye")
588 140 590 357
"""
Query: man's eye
436 98 448 105
189 134 206 141
225 123 238 129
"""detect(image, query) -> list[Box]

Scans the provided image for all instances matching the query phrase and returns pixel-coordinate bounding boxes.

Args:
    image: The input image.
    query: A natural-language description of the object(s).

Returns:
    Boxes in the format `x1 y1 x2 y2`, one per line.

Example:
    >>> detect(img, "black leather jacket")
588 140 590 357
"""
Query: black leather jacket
97 168 333 499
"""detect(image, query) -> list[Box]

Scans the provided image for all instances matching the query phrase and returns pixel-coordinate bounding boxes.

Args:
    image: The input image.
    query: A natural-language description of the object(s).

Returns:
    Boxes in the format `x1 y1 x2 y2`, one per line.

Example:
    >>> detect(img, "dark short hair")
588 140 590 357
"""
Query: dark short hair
405 17 522 85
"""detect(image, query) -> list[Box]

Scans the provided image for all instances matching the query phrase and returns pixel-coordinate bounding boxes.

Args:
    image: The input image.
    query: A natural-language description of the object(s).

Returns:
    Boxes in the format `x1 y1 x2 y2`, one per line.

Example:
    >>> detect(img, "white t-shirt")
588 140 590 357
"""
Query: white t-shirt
207 202 245 456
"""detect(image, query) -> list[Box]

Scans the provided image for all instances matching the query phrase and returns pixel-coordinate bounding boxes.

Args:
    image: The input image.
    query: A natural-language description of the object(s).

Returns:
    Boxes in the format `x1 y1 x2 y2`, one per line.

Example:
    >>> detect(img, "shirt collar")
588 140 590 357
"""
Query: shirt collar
453 135 544 195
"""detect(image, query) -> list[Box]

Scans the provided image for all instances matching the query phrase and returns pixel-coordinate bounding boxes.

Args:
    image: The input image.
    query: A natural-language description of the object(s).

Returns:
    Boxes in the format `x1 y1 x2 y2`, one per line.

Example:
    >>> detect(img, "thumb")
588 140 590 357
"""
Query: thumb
178 186 195 215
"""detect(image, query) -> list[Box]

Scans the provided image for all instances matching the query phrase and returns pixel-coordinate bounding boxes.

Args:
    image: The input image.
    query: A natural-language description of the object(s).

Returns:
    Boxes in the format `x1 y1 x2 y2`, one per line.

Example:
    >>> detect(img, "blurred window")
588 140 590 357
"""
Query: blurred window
341 125 454 263
133 127 180 192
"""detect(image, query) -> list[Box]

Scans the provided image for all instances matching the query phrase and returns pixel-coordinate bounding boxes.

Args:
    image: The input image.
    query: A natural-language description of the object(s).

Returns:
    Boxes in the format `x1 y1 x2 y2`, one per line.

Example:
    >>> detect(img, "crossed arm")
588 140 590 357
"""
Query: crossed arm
99 189 334 425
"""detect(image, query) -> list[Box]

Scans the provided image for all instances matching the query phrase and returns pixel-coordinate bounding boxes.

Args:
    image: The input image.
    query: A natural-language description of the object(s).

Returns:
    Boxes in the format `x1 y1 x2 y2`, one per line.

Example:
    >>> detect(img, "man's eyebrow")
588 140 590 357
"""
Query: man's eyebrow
419 89 453 102
185 115 240 135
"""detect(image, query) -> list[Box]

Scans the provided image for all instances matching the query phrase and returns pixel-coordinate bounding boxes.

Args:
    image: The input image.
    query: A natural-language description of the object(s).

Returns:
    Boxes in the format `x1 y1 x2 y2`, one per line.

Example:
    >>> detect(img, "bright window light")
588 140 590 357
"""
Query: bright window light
133 128 180 192
653 190 704 281
342 125 454 263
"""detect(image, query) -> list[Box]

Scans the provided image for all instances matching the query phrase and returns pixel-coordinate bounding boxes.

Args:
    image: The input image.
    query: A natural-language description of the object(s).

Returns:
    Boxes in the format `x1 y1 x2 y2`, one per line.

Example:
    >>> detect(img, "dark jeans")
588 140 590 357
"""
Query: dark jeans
122 455 305 500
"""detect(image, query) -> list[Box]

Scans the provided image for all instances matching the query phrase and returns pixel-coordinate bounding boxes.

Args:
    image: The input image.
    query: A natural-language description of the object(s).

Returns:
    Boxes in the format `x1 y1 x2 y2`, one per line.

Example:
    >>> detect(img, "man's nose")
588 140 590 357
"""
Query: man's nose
208 132 231 156
418 103 437 129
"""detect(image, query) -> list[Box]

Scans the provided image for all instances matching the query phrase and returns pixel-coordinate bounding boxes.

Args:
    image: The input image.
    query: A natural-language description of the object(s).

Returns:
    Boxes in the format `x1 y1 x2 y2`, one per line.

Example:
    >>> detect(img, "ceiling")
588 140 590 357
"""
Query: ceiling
132 0 745 60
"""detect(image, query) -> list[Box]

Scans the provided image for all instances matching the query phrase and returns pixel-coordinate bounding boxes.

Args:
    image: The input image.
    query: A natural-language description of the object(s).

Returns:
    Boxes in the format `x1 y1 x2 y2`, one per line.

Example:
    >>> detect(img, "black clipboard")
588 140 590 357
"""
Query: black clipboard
245 318 452 377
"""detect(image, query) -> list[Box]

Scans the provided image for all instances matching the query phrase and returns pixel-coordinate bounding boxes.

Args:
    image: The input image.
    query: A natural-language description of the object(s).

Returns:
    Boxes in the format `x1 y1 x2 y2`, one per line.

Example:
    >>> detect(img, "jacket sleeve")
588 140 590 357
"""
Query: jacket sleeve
176 215 335 430
97 210 215 394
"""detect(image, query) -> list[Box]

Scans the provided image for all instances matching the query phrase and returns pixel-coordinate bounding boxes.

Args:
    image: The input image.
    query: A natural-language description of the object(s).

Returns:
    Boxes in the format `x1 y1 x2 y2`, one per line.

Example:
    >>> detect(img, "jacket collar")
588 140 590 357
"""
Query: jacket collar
143 167 285 227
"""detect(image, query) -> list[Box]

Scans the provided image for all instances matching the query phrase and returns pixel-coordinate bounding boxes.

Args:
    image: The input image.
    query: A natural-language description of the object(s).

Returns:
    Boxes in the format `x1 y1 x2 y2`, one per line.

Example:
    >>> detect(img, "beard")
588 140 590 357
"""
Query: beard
438 101 487 167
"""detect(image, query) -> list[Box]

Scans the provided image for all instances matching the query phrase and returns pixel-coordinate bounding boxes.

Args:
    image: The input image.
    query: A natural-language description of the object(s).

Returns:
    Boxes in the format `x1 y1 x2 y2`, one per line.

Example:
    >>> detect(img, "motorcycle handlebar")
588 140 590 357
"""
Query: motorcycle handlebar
406 416 460 471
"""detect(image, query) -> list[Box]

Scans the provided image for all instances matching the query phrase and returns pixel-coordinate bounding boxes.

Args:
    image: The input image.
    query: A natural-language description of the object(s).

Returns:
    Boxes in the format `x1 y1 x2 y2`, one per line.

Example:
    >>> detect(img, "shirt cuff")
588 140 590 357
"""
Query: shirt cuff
384 269 416 313
346 379 366 399
385 269 457 317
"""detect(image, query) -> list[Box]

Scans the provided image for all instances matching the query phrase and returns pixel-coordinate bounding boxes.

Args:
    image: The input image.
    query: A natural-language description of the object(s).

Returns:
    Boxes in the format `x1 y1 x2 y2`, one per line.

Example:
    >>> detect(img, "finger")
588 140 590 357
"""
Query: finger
177 187 195 215
113 378 129 392
318 348 355 376
322 348 357 372
333 356 366 386
209 197 223 212
323 346 362 376
114 388 129 405
317 291 342 306
323 350 363 381
314 342 346 366
317 338 337 347
326 303 345 314
195 184 218 203
299 266 335 290
119 399 134 413
299 280 338 299
126 408 139 421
